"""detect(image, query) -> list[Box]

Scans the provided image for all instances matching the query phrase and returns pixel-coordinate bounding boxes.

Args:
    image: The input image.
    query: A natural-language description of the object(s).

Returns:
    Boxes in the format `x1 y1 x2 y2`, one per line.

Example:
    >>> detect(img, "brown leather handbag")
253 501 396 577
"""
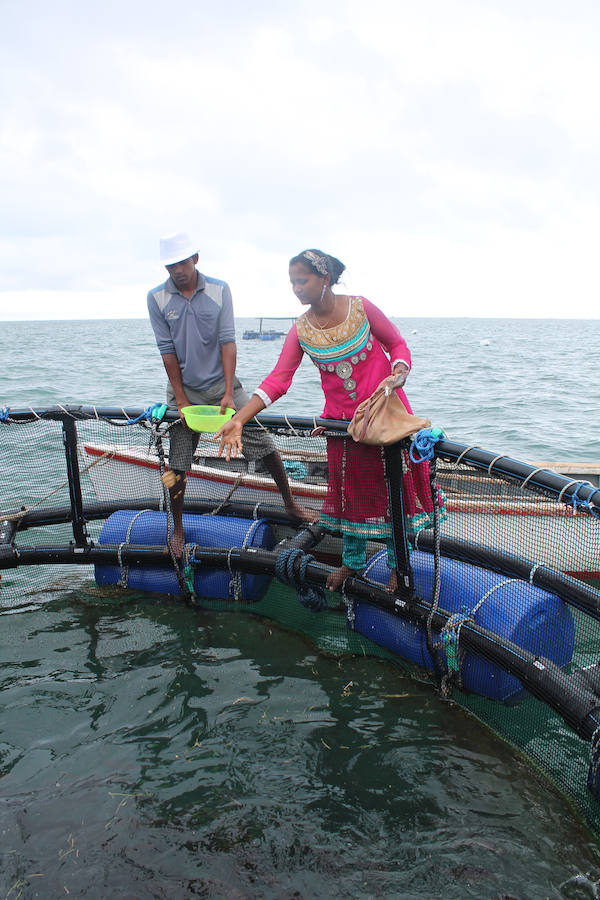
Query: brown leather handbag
347 378 430 446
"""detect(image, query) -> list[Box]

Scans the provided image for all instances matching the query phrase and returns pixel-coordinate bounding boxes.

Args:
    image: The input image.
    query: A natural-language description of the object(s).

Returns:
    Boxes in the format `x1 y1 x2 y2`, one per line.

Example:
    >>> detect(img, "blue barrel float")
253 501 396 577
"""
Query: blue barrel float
95 510 274 601
358 549 575 701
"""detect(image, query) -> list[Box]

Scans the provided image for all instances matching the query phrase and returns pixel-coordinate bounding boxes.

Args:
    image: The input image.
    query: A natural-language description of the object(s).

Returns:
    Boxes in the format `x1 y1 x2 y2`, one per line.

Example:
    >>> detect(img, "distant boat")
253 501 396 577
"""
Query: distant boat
243 317 294 340
480 338 491 346
244 330 283 341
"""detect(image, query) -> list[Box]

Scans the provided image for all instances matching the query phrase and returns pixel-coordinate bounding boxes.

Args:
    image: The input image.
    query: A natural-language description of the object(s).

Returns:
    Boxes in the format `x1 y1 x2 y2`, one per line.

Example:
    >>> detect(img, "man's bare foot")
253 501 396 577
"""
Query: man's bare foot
168 529 185 560
285 501 319 524
385 568 398 593
326 564 358 592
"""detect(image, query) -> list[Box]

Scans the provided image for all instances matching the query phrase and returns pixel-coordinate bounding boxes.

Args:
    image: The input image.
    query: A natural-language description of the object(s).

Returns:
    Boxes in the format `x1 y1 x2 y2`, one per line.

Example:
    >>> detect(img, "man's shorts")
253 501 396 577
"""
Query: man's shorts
167 377 276 473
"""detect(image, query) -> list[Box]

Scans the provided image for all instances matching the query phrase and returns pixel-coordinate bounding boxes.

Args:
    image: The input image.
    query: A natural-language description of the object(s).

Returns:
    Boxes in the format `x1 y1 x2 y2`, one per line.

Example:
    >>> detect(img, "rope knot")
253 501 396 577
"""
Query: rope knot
568 482 600 520
275 548 328 611
440 612 471 672
410 427 445 464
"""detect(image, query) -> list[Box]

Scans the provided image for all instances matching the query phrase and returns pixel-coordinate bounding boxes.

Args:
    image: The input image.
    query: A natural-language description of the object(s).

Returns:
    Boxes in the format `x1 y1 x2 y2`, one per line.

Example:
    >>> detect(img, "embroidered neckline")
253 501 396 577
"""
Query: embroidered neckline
302 296 358 339
307 295 351 333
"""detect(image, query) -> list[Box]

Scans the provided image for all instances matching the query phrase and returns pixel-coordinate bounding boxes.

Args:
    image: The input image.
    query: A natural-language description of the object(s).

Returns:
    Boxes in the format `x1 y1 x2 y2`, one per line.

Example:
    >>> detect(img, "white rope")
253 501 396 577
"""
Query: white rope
487 455 505 475
520 466 551 492
558 478 594 505
284 414 299 436
362 548 386 578
118 509 152 587
0 447 115 522
471 578 521 616
207 474 243 516
453 445 480 468
229 518 264 600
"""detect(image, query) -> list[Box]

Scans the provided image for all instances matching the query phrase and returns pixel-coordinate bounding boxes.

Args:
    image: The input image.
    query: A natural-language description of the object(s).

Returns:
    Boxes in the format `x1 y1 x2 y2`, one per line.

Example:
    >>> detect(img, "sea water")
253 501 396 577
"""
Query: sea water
1 317 600 898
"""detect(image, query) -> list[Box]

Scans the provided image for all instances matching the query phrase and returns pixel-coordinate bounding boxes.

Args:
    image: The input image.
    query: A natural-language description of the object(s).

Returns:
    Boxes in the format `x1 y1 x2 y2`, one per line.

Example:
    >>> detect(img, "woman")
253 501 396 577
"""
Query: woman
216 249 438 592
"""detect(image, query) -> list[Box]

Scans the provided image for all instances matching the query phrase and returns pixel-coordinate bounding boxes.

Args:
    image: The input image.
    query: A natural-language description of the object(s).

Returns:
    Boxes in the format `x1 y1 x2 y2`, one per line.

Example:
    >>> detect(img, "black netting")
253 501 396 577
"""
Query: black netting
2 408 600 834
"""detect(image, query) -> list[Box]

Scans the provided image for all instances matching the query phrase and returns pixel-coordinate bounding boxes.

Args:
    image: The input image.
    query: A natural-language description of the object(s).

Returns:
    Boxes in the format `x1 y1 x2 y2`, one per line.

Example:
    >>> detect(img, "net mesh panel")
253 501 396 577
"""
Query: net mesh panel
435 458 600 832
438 461 598 576
1 411 600 833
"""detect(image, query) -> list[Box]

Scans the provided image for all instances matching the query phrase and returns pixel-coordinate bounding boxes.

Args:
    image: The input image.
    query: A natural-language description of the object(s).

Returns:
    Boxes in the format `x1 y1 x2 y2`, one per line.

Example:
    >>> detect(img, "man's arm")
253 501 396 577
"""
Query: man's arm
219 341 236 413
161 353 191 425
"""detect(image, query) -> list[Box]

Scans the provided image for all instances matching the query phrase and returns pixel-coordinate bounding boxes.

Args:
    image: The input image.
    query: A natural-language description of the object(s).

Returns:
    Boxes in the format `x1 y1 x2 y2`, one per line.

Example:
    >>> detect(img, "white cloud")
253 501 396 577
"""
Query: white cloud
1 0 599 318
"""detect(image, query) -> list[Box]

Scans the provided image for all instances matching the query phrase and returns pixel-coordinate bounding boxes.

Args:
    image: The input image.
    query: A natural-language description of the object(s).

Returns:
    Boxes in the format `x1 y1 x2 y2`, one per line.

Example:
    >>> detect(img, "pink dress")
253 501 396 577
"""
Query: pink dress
255 296 436 542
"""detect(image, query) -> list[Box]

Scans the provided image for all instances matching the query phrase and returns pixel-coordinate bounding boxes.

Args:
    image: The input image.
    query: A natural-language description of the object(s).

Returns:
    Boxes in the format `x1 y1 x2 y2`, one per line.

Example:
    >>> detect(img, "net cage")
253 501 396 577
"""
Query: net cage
1 405 600 834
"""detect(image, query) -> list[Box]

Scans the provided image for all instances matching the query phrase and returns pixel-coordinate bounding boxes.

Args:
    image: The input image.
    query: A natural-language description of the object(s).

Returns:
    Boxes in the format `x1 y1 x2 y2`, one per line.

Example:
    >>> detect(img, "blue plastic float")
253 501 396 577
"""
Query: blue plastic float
95 510 274 601
357 549 575 701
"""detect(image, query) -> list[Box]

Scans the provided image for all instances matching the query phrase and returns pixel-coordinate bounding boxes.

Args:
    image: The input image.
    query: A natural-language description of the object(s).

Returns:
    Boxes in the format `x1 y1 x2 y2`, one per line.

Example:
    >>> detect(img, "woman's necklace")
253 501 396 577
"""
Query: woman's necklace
310 288 337 336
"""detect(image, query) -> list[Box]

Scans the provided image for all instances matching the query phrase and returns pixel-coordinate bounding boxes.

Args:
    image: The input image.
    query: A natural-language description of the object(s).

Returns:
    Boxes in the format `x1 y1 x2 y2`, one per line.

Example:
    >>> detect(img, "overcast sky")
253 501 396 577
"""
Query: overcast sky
1 0 599 320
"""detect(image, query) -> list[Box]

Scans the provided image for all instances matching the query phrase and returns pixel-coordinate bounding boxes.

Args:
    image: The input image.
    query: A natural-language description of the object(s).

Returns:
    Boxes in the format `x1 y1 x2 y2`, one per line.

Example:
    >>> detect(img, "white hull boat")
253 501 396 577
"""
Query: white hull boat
80 442 600 577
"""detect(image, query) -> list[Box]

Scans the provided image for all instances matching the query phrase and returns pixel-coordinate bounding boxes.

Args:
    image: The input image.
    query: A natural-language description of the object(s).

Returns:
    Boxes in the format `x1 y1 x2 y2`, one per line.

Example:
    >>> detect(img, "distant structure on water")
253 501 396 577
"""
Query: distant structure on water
242 317 295 341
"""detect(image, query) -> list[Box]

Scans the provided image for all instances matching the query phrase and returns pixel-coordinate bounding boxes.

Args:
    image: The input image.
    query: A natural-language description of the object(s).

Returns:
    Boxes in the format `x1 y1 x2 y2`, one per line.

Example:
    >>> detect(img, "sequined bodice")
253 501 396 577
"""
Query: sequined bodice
296 296 375 404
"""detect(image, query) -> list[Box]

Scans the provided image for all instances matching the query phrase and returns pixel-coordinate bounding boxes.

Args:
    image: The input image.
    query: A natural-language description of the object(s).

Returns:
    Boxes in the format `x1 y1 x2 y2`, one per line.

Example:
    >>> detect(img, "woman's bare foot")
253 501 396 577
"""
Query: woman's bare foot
326 564 358 592
285 501 319 524
385 568 398 593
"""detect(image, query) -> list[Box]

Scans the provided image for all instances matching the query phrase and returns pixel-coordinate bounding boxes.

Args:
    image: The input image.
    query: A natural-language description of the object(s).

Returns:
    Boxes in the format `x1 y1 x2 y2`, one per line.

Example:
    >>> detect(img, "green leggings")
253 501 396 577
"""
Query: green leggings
342 534 396 571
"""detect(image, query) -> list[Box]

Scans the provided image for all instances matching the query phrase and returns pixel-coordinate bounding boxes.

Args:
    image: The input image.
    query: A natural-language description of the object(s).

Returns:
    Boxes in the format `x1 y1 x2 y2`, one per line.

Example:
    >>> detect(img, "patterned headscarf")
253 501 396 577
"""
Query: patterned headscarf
302 250 329 276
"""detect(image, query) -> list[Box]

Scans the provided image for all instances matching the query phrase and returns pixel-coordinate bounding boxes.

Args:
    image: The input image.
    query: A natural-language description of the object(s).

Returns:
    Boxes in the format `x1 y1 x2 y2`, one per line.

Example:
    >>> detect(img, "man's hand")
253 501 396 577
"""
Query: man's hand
219 392 235 415
173 396 192 430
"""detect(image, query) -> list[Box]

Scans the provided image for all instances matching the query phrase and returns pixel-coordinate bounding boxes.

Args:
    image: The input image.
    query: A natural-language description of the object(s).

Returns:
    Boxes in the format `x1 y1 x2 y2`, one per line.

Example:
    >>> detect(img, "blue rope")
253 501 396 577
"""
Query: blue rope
282 459 308 480
568 482 600 520
410 427 445 463
0 407 10 423
439 611 471 677
122 403 167 426
275 548 328 611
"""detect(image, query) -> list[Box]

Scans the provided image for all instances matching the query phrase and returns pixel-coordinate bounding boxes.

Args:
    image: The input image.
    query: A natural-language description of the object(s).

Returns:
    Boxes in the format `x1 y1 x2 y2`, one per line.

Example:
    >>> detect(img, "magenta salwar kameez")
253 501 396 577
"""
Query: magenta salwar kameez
254 296 441 571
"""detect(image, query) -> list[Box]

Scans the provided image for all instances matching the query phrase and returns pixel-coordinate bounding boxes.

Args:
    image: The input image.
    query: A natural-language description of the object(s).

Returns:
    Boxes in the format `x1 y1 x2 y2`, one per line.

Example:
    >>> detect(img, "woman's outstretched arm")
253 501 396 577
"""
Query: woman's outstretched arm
215 393 266 461
216 324 304 460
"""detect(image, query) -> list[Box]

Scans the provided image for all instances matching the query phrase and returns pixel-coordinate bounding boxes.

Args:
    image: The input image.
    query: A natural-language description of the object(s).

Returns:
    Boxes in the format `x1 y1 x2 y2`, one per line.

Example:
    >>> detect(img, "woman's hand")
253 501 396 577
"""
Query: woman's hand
392 362 409 388
378 365 409 395
214 394 266 460
215 418 243 461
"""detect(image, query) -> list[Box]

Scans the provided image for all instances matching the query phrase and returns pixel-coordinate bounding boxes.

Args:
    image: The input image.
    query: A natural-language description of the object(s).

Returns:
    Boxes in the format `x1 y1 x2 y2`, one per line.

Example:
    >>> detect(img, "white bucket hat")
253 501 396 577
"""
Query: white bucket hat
159 231 198 266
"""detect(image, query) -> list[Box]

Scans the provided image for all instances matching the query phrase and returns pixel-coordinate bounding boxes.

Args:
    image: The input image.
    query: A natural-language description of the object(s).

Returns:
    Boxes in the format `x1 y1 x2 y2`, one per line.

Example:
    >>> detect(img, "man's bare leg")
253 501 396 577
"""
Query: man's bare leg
263 451 317 523
162 469 186 558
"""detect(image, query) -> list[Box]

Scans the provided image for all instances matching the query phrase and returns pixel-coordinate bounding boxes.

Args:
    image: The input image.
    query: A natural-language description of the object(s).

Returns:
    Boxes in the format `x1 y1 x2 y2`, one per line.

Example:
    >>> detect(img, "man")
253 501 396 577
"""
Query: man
147 231 309 554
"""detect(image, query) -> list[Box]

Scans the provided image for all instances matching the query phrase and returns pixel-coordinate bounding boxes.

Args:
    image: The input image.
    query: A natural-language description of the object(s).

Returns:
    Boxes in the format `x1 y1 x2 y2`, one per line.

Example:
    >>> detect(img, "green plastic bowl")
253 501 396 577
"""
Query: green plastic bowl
181 405 235 433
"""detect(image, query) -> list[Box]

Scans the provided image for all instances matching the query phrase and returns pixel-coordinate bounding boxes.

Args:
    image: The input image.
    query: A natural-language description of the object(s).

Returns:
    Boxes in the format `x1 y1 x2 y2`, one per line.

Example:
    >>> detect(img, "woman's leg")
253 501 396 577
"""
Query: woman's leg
326 533 367 591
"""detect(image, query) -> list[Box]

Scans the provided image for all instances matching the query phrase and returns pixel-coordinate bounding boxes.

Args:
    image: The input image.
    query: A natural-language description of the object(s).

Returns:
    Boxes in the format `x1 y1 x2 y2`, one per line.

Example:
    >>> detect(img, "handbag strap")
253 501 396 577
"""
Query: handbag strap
359 384 387 441
356 373 403 441
359 398 372 441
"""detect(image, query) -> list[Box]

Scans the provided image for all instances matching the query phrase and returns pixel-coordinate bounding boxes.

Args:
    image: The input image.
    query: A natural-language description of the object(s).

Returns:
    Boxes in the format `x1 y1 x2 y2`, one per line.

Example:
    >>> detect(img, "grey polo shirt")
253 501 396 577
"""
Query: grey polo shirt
147 271 236 391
